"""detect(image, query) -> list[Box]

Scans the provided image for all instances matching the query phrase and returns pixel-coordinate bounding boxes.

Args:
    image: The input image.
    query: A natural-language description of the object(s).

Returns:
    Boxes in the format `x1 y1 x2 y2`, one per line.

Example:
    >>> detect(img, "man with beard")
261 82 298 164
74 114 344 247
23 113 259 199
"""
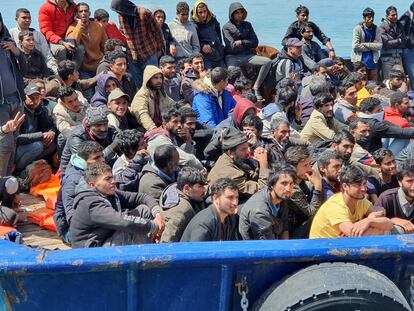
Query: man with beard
60 106 119 170
265 119 293 164
310 165 393 238
181 52 206 105
159 55 181 102
375 159 414 234
334 81 359 125
145 108 203 170
131 65 176 131
317 150 343 201
180 178 239 242
208 127 269 203
349 119 375 168
160 167 208 242
300 93 348 144
285 145 323 238
239 163 297 240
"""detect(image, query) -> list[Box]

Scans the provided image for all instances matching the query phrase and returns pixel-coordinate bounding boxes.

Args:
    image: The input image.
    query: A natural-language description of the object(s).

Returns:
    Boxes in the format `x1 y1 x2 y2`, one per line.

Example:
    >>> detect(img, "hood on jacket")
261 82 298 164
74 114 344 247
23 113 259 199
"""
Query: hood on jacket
193 76 218 96
153 7 166 20
192 0 213 24
0 12 12 42
111 0 137 16
229 2 247 22
141 65 165 92
233 98 258 127
69 154 87 171
74 176 90 196
160 183 180 209
91 74 122 107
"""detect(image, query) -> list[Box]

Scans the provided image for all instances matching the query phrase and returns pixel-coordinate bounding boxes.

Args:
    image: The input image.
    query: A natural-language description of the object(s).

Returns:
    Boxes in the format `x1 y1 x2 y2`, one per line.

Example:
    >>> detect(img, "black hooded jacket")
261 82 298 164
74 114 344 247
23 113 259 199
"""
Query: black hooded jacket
400 5 414 49
222 2 258 55
0 13 26 103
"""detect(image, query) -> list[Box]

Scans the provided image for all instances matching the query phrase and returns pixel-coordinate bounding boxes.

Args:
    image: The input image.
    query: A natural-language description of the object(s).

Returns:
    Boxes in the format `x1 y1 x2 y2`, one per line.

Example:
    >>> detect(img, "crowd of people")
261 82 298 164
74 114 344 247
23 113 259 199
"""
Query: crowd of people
1 0 414 248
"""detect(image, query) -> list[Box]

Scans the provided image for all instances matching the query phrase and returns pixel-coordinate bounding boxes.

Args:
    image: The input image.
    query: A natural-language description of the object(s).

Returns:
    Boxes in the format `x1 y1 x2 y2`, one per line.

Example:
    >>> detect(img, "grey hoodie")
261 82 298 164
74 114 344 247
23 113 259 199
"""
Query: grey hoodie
168 18 200 58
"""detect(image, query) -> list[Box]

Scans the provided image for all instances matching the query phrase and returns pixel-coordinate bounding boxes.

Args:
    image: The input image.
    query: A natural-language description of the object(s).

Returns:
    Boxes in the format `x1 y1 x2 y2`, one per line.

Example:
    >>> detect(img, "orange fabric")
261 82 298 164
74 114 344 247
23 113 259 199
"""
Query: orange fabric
27 208 54 226
30 174 61 210
0 225 16 236
41 216 57 232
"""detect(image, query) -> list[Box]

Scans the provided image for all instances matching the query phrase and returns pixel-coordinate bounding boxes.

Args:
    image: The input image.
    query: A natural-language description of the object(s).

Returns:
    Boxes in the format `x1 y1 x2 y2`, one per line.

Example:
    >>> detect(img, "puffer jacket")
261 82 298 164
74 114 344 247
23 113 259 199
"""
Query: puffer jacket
131 65 175 130
192 76 236 127
222 2 258 55
39 0 77 44
384 106 412 128
379 18 406 54
400 6 414 50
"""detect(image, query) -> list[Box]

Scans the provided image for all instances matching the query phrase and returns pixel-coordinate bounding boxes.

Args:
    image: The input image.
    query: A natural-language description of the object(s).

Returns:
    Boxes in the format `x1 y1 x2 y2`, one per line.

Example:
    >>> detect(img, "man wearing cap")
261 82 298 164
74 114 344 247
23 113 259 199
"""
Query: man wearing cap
107 88 132 131
207 127 269 203
15 84 57 174
60 106 119 170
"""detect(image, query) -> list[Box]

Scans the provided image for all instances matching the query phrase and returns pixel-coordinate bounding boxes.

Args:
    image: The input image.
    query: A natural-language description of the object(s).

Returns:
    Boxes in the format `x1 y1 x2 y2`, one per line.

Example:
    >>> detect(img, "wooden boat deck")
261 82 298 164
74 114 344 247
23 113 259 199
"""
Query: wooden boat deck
16 194 70 250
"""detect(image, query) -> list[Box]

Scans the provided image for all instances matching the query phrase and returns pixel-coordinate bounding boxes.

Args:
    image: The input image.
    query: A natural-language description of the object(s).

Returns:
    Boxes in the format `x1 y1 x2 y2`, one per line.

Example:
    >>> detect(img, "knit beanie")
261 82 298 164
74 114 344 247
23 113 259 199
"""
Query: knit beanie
85 107 108 127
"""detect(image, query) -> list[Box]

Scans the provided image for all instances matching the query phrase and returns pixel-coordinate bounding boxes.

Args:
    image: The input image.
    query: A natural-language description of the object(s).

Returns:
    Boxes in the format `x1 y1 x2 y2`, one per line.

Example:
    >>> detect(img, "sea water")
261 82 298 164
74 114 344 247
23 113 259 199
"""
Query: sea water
1 0 412 57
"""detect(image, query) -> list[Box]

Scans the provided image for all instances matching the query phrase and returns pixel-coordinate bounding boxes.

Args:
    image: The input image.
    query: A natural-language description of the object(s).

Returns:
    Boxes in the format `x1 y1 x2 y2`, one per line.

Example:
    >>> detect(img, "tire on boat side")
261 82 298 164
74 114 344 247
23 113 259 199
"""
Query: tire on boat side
253 262 412 311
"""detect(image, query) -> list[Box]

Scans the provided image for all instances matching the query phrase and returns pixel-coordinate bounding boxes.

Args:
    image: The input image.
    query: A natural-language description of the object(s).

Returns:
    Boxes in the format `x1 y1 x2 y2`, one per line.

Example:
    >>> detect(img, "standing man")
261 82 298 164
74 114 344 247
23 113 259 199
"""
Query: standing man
351 8 382 81
400 2 414 90
38 0 84 68
239 164 296 240
180 178 239 242
10 8 58 75
379 6 406 80
0 13 27 176
111 0 164 88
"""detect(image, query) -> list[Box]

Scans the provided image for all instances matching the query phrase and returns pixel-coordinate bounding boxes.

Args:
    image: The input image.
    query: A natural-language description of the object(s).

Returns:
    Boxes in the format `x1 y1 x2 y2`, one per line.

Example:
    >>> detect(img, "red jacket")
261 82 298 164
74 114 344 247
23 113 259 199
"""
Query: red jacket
39 0 77 44
384 106 411 128
105 22 127 45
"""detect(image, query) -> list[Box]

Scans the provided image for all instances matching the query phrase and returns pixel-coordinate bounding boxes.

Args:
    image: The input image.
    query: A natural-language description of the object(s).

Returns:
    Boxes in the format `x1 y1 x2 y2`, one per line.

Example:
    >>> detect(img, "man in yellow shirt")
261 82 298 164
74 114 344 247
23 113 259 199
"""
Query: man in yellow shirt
310 165 393 238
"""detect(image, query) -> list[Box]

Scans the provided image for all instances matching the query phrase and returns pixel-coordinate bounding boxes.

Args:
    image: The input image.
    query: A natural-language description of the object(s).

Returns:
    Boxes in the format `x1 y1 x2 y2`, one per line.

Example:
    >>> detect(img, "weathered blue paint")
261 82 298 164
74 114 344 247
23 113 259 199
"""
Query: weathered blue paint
1 235 414 310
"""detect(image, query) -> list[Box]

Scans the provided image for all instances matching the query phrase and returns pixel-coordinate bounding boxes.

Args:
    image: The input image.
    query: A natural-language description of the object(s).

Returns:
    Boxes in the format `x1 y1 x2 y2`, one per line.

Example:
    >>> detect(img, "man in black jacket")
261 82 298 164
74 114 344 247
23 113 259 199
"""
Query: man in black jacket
180 178 239 242
60 106 119 170
375 159 414 234
400 3 414 90
239 164 296 240
358 97 414 153
71 162 165 248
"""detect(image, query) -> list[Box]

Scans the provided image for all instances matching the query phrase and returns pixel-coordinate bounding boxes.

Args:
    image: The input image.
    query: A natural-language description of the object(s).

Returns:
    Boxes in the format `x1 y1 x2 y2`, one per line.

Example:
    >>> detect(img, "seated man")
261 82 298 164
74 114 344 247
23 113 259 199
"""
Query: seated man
15 85 56 174
192 67 236 127
107 50 137 101
180 178 239 242
300 93 348 144
207 127 269 203
96 39 125 75
239 163 297 240
384 91 412 128
71 162 165 248
348 119 376 168
159 55 181 102
60 107 118 170
106 88 132 131
46 60 97 100
90 73 121 108
66 3 107 78
375 159 414 234
381 68 406 96
38 0 84 67
160 167 207 243
169 2 200 60
310 165 393 238
131 65 175 131
318 150 343 201
334 81 358 125
145 108 203 169
285 145 323 238
138 145 179 203
53 86 87 144
53 141 104 244
264 119 295 164
10 8 58 74
18 30 51 85
368 148 398 198
181 52 205 105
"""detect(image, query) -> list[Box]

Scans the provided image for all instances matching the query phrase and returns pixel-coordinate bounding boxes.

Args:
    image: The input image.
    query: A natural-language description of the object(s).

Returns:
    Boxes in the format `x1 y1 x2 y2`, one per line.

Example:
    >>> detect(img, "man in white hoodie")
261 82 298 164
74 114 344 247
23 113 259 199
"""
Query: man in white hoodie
169 2 200 60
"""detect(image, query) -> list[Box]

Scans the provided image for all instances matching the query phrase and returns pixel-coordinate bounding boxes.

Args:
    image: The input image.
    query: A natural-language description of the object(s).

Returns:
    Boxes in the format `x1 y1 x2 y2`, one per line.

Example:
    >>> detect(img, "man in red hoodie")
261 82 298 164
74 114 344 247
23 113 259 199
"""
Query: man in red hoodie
384 91 412 128
38 0 84 67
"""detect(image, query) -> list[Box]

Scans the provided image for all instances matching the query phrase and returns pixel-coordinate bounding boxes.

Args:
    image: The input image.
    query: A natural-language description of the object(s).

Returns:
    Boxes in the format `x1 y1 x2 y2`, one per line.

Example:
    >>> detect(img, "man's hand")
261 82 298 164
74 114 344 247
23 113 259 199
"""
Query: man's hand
244 130 257 146
328 50 336 59
234 40 242 46
289 72 297 81
62 41 76 53
350 218 371 237
136 149 149 158
2 112 25 134
177 127 192 144
1 41 20 56
367 209 385 219
295 102 302 123
154 213 165 235
392 218 414 234
170 44 177 57
42 131 56 145
202 44 213 54
305 170 322 192
253 147 268 168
